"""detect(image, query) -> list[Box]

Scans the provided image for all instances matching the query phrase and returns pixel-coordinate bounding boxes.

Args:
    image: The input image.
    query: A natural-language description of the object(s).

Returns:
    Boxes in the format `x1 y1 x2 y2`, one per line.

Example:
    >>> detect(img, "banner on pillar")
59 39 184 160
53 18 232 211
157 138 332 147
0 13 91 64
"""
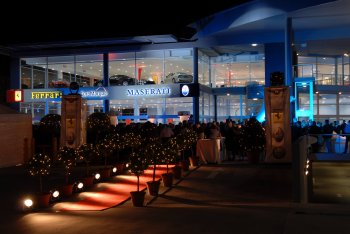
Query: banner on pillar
60 95 87 148
264 87 292 163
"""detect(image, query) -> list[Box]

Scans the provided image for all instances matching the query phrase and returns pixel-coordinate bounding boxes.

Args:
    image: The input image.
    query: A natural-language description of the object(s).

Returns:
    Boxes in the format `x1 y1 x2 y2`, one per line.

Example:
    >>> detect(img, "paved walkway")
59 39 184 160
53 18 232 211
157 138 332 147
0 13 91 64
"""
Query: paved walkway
1 162 350 234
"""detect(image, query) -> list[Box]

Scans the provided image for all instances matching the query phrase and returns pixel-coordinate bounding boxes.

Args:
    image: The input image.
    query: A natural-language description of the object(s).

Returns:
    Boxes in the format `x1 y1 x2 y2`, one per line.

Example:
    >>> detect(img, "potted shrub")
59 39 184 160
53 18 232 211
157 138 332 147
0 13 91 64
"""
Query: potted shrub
122 132 142 153
106 132 125 174
86 112 111 144
35 114 61 159
176 128 197 171
163 137 182 179
57 146 78 197
239 117 266 163
28 153 52 207
144 137 162 196
76 143 99 187
97 137 116 179
129 150 149 207
161 138 178 187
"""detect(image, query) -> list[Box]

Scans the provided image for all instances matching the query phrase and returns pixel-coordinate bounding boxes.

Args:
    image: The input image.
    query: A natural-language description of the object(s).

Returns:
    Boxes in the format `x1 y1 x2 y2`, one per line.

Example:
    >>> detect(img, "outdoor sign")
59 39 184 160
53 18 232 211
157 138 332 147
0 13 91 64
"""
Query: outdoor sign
6 89 23 103
264 87 292 163
23 84 182 102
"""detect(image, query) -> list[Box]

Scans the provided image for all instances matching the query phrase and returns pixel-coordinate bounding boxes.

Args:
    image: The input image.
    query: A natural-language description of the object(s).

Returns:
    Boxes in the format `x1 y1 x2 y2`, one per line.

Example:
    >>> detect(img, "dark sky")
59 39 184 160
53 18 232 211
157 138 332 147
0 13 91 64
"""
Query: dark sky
1 1 250 45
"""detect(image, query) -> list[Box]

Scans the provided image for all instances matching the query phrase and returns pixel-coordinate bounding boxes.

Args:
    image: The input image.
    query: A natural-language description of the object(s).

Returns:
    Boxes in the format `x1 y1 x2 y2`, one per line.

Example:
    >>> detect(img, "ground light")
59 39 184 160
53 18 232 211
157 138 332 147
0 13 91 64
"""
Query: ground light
94 173 101 183
24 198 33 208
22 197 34 212
74 181 84 193
50 189 60 203
112 167 117 174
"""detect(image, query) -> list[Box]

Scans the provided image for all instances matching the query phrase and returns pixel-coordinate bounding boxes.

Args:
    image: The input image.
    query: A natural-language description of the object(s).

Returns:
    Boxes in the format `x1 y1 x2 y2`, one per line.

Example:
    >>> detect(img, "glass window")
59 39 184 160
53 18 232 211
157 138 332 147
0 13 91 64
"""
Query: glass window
33 102 46 123
20 63 32 89
297 56 315 77
109 52 136 86
199 92 214 123
210 53 265 88
47 56 74 88
198 50 209 86
21 57 47 89
319 94 336 115
339 95 350 115
216 95 243 122
76 54 103 87
165 97 192 115
343 56 350 86
137 50 164 84
242 97 263 118
316 57 336 85
164 49 193 84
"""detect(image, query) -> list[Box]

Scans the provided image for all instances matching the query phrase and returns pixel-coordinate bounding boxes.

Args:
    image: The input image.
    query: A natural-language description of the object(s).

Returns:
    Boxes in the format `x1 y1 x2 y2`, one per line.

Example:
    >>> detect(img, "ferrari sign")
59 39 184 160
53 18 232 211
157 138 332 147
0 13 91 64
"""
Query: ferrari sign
7 89 23 103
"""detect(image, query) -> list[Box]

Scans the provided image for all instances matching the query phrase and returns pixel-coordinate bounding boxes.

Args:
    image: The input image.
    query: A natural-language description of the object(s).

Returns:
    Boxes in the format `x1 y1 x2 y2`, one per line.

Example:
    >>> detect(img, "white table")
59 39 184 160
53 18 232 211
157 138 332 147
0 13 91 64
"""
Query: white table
196 138 225 164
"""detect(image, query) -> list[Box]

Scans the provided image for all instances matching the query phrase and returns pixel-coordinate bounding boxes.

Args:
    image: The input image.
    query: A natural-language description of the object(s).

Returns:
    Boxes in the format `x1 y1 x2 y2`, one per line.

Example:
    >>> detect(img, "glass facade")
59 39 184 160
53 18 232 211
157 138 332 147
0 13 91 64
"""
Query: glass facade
209 54 265 88
21 55 103 89
19 45 350 125
297 55 350 86
198 51 210 86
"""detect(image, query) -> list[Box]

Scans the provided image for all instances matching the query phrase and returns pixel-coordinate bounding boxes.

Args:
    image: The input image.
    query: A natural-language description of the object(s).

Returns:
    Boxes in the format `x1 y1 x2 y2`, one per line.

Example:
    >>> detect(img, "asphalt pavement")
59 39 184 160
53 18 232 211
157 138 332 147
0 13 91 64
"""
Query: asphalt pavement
0 162 350 234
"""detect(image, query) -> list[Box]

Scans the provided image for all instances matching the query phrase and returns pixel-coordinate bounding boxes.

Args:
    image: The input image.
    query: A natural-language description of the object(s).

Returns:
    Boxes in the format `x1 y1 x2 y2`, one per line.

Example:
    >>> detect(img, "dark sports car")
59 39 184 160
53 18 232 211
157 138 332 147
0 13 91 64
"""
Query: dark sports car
94 75 136 86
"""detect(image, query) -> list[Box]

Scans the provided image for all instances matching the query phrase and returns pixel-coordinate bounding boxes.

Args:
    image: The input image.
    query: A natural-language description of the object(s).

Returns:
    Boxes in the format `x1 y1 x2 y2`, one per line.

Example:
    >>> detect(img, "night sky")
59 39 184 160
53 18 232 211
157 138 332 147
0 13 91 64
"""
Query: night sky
0 1 251 45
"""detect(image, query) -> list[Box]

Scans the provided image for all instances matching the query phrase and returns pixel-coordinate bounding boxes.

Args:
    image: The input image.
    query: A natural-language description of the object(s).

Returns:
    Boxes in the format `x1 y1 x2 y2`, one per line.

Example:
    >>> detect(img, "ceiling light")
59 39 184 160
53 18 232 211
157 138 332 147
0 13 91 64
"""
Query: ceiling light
251 43 258 47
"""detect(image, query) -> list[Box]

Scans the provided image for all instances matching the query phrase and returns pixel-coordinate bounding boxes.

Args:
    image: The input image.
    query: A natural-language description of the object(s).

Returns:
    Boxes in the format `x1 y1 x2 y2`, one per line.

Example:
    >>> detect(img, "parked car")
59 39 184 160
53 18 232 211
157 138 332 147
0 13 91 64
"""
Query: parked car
48 80 69 88
140 78 156 85
33 83 45 89
94 75 136 86
164 72 193 83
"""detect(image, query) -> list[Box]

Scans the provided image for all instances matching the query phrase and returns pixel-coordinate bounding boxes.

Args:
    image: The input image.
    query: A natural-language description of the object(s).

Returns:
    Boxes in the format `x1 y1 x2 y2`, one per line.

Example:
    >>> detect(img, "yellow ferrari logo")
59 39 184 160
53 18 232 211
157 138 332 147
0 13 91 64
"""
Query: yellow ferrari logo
14 90 22 102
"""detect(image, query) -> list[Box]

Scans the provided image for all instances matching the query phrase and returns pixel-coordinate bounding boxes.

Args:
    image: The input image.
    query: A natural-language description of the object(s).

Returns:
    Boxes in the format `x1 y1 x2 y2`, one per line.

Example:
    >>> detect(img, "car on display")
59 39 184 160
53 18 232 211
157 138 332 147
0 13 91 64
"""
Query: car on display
33 83 45 89
164 72 193 83
48 80 69 88
140 78 156 85
94 75 156 86
94 75 136 86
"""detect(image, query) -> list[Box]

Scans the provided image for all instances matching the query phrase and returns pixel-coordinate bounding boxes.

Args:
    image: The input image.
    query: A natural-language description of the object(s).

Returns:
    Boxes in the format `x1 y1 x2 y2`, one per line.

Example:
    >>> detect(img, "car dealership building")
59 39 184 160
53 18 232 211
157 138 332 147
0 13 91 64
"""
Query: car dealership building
5 0 350 124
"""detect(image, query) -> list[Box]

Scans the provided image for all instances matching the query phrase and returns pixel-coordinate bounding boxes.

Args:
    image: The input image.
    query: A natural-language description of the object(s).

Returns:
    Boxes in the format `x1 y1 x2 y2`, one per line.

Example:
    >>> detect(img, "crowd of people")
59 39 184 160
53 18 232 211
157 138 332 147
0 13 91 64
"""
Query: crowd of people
292 119 350 153
113 119 247 162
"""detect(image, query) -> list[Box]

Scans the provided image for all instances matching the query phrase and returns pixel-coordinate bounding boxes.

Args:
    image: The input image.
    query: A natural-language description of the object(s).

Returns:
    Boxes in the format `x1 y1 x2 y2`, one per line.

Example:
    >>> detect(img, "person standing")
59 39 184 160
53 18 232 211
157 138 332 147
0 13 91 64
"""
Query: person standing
322 119 334 153
343 120 350 154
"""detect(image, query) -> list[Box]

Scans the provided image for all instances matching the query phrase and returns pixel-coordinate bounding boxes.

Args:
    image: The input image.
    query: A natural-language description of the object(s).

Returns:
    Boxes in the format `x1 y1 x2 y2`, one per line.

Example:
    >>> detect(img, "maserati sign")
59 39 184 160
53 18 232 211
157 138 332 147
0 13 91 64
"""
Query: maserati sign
126 87 171 97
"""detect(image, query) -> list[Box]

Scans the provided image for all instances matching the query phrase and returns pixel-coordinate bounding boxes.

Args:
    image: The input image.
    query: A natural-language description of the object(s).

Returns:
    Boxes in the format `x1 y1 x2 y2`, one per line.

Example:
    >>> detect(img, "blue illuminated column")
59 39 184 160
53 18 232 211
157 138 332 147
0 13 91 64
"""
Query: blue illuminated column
285 17 293 87
193 47 199 123
264 43 285 87
294 79 314 121
134 99 139 123
103 53 110 113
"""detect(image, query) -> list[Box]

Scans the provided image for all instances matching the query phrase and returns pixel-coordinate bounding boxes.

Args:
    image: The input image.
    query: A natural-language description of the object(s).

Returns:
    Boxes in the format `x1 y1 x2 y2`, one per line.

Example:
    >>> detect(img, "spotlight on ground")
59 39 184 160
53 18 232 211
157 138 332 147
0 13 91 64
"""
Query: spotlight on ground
22 198 34 211
50 189 60 203
94 173 101 182
112 167 117 173
77 182 84 189
73 181 84 193
24 199 33 208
